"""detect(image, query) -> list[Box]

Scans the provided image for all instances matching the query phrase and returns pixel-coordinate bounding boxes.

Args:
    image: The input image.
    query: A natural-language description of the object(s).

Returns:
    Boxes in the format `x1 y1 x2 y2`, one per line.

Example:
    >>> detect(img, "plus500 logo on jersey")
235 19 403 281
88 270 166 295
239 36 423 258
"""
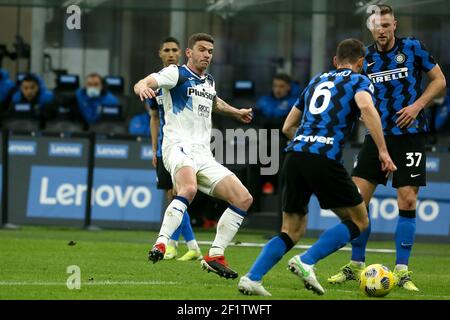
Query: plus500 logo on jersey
27 166 162 222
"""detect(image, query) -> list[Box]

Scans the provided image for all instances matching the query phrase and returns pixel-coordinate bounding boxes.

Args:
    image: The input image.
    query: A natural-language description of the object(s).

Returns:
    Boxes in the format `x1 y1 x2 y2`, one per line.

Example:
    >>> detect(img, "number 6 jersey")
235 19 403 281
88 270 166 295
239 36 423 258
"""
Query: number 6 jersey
287 68 374 162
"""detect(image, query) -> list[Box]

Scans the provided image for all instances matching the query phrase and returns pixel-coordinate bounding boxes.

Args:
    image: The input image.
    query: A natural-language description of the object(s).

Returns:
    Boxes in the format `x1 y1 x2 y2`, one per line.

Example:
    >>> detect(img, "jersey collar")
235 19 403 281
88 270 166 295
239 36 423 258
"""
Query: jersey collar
183 64 207 81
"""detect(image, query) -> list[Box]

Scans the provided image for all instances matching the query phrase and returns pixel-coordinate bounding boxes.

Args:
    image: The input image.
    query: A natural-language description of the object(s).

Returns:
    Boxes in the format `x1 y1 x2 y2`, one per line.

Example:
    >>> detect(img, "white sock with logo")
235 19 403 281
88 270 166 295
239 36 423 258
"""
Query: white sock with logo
209 206 245 257
156 198 188 246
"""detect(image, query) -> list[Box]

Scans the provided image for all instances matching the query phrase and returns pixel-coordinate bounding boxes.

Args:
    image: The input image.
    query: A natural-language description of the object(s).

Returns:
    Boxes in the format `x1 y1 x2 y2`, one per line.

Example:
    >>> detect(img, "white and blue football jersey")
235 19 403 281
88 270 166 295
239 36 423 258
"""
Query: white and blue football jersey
151 64 217 149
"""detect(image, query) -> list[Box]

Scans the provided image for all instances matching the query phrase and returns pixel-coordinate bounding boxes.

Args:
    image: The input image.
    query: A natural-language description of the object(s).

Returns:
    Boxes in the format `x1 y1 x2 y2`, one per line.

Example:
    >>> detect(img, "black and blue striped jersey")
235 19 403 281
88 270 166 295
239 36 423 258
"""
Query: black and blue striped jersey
286 68 374 162
147 92 165 158
364 37 437 136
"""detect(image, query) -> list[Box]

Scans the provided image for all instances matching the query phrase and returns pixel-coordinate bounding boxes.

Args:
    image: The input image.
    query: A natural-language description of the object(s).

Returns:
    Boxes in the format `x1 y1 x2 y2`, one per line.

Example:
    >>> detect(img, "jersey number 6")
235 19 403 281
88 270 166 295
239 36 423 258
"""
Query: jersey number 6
309 81 335 115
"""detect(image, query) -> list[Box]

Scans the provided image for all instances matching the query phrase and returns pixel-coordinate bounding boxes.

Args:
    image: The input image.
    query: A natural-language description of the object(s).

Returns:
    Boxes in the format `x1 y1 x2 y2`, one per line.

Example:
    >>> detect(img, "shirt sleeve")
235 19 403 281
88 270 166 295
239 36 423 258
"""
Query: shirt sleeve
355 75 375 98
414 39 437 73
150 64 179 90
294 88 307 113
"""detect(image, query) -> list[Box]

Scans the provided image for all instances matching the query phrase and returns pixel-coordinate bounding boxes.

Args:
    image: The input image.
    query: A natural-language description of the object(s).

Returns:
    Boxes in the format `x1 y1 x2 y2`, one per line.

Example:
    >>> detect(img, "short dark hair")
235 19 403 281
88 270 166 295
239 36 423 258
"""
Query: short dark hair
188 33 214 49
336 38 365 64
160 37 180 49
21 73 39 85
86 73 103 82
273 73 292 85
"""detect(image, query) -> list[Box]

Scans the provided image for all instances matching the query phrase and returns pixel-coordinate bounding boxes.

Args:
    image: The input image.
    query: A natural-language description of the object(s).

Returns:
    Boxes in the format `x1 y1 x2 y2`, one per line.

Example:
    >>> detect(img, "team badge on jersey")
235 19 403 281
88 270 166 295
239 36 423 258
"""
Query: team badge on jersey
395 53 406 64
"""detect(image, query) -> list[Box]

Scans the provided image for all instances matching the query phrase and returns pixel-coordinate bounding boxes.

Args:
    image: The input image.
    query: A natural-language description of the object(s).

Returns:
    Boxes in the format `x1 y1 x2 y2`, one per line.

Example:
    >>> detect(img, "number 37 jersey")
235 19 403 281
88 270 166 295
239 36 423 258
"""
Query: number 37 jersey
287 69 374 162
151 64 217 149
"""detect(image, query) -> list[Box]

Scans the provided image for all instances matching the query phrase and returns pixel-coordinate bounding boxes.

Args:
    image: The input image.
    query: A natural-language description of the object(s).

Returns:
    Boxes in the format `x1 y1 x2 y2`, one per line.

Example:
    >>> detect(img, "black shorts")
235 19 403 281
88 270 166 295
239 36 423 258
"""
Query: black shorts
281 152 363 214
352 134 427 188
156 156 173 190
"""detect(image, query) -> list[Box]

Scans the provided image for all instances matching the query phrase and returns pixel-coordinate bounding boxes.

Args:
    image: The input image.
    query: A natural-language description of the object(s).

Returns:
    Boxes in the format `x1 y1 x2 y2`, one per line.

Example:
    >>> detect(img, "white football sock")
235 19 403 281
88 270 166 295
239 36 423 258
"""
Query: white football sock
156 198 188 246
168 239 178 248
351 260 365 267
187 240 200 251
395 264 408 271
209 207 245 256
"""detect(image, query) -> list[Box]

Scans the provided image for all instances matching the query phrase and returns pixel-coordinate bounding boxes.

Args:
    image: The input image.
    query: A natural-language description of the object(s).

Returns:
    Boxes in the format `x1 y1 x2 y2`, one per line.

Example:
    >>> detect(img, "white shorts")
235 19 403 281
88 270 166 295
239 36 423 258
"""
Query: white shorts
162 143 234 196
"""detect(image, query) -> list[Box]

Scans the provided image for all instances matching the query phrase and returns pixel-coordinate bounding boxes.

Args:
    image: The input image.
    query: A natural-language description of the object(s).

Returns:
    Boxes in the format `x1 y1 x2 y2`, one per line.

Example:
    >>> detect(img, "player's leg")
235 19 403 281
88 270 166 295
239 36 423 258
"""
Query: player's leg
329 136 386 284
239 213 306 296
165 189 180 260
239 151 308 295
391 134 426 291
156 157 180 260
149 145 199 263
394 185 420 291
177 210 203 261
200 173 253 279
328 177 376 283
290 202 368 295
287 153 367 295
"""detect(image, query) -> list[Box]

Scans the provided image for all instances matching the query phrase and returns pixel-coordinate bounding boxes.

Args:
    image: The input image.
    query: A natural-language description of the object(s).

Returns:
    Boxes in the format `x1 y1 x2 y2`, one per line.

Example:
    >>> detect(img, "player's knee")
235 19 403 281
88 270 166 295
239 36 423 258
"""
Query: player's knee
283 226 303 243
358 214 370 231
178 184 197 202
398 196 417 211
234 192 253 211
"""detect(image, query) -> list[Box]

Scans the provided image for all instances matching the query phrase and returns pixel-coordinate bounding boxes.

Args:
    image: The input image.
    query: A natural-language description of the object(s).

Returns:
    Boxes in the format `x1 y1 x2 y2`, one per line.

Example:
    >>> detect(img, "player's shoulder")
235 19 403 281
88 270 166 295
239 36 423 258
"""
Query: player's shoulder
401 36 420 45
398 37 426 50
204 72 215 87
157 64 181 75
365 42 377 56
350 72 370 82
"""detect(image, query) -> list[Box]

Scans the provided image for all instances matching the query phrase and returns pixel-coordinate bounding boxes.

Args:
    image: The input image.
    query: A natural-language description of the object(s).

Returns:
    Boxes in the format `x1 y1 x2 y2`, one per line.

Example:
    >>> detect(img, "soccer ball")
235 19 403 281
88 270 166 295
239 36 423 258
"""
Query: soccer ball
359 264 395 297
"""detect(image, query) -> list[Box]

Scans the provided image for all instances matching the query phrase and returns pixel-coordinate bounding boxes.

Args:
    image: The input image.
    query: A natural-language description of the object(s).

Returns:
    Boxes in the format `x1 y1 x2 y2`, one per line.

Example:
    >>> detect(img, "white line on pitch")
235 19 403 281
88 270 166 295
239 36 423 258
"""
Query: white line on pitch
194 241 396 254
0 281 181 286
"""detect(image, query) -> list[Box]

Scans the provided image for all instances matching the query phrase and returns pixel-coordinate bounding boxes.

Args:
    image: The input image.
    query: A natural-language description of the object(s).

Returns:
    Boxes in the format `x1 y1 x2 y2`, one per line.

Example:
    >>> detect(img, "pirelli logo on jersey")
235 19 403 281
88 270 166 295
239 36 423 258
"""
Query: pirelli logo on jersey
187 87 215 101
294 135 335 145
368 67 409 84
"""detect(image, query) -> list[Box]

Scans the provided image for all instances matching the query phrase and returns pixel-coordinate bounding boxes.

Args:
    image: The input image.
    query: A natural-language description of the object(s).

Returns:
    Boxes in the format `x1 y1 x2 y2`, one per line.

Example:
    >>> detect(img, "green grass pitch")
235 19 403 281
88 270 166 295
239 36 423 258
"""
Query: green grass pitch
0 226 449 300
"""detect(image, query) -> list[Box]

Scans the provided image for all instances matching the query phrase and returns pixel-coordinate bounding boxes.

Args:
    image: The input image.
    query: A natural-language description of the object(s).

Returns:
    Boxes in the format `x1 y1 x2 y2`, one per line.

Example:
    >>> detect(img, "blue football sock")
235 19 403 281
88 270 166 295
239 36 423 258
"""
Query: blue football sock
301 221 360 265
351 207 371 262
395 210 416 265
171 224 182 242
181 211 195 242
248 233 294 281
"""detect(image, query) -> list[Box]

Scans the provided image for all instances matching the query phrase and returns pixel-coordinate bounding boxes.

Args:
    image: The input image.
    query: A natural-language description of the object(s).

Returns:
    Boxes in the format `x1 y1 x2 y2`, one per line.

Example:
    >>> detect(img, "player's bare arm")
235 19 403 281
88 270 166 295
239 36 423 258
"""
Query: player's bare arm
213 97 253 124
282 107 303 140
355 91 397 175
149 108 160 168
134 75 159 101
396 65 447 129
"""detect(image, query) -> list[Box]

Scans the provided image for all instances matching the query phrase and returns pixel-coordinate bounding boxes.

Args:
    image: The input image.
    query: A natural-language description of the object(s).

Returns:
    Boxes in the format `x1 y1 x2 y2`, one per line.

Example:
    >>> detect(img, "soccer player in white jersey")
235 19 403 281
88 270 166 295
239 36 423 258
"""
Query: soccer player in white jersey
134 33 254 279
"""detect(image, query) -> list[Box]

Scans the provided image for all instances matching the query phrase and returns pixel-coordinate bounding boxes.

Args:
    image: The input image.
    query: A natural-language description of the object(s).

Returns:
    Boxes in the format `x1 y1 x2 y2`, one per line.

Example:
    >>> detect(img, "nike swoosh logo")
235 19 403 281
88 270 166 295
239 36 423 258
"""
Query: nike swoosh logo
367 62 376 67
410 174 421 178
172 208 184 214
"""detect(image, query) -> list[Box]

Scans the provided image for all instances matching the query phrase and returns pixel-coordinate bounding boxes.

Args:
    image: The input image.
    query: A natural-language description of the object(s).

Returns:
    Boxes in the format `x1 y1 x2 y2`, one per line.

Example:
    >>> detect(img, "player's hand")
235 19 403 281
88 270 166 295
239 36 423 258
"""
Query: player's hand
378 150 397 178
137 84 156 102
236 108 253 124
396 104 421 129
152 154 157 168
